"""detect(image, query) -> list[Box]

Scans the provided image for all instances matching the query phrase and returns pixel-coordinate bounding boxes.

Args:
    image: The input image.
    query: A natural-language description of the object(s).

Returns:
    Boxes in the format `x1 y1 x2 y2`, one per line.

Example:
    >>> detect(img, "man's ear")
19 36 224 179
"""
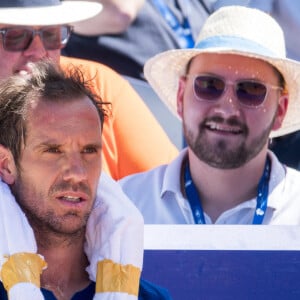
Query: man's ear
177 76 186 118
0 145 17 184
272 94 289 131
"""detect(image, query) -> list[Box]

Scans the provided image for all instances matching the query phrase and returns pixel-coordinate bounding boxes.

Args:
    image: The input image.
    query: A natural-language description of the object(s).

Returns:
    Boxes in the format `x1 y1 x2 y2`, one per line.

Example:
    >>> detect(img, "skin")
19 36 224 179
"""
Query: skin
0 96 103 299
72 0 145 35
0 25 60 79
177 53 288 222
0 23 179 180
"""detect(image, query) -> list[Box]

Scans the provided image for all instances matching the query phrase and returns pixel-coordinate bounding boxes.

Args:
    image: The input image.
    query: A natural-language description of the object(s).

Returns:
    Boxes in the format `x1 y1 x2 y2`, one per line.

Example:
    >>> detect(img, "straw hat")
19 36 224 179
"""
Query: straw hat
0 0 102 26
144 5 300 138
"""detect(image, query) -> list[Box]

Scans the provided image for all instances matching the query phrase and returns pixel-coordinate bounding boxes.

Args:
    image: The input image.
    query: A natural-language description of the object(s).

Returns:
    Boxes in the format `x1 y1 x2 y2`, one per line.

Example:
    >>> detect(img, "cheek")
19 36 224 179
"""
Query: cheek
182 88 208 119
77 154 102 186
246 104 278 132
0 51 19 79
182 101 207 133
48 50 60 64
13 169 47 208
20 154 58 190
89 159 102 185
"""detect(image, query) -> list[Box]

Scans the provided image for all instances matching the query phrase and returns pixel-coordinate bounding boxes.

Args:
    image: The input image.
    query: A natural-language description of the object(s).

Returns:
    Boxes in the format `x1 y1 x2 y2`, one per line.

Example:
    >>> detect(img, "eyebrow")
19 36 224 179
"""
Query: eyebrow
33 141 103 150
83 143 103 150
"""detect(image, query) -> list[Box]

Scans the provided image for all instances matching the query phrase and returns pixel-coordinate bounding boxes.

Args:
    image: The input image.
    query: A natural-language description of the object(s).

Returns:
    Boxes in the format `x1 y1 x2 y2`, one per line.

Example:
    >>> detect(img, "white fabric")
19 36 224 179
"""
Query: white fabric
0 172 143 299
213 0 300 61
85 172 144 299
0 2 102 26
93 293 137 300
8 283 44 300
0 179 36 257
120 149 300 224
0 179 44 299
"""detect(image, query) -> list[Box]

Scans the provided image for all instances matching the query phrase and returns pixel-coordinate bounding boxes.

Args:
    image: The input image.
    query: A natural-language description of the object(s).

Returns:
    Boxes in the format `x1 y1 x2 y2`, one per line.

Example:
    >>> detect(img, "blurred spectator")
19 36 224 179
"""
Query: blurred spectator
63 0 212 80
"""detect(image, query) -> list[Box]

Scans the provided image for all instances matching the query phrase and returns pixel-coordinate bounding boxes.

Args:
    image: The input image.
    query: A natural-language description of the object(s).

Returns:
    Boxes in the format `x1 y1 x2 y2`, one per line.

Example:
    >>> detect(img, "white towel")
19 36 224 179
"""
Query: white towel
0 179 36 256
0 179 44 299
0 173 144 299
85 173 144 299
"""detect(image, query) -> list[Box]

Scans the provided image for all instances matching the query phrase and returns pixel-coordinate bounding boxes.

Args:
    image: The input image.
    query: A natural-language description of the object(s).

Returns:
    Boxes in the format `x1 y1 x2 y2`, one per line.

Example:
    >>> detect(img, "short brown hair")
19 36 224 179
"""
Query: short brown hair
0 60 109 169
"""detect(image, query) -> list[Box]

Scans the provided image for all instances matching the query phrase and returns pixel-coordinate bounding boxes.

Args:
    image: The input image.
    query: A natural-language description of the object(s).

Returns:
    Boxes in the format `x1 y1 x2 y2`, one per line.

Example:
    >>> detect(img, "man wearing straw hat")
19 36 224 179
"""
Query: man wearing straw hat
120 6 300 224
0 0 178 180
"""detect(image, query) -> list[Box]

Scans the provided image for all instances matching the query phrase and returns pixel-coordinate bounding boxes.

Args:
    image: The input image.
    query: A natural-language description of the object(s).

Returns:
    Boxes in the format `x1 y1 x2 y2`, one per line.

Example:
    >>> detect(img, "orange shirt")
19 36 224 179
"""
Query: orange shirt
61 56 178 180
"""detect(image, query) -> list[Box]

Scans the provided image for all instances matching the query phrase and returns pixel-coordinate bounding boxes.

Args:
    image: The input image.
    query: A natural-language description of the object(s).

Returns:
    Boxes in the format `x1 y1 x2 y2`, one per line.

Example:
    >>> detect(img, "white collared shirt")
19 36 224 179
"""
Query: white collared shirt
119 149 300 224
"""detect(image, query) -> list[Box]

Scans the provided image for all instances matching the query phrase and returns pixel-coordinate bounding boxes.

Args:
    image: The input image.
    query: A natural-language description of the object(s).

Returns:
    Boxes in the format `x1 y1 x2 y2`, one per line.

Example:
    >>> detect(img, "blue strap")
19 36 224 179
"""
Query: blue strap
184 157 271 224
151 0 194 48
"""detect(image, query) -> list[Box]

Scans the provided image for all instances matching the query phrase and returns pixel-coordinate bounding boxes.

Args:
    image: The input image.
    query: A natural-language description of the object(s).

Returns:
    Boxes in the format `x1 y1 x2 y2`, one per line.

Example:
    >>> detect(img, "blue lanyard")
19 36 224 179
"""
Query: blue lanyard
184 157 271 224
151 0 194 48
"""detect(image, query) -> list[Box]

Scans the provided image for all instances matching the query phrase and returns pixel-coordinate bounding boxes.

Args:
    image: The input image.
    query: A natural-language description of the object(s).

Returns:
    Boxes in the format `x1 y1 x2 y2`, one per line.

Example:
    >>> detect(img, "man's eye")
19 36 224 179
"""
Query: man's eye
83 147 98 154
45 147 61 153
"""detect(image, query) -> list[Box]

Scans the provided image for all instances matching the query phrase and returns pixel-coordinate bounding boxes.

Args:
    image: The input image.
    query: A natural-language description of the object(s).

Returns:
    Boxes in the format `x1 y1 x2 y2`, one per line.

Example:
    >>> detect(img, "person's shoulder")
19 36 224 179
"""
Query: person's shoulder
119 163 168 189
119 149 185 188
139 278 173 300
285 165 300 181
60 55 134 101
60 55 127 82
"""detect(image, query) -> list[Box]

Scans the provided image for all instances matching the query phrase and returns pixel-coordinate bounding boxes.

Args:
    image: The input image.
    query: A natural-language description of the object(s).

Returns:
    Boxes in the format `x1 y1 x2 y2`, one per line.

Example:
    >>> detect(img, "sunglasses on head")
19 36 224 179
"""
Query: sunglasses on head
187 74 283 108
0 25 73 52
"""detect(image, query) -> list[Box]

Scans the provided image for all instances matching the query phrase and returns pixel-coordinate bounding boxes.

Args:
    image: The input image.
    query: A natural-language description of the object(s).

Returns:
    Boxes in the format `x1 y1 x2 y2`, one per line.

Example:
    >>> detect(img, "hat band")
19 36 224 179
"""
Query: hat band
195 36 279 58
0 0 60 8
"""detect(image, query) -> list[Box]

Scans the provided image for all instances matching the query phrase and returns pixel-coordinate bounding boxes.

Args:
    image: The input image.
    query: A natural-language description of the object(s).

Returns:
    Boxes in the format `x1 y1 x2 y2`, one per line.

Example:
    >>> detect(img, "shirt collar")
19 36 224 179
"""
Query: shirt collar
161 148 286 211
161 148 188 198
267 150 288 209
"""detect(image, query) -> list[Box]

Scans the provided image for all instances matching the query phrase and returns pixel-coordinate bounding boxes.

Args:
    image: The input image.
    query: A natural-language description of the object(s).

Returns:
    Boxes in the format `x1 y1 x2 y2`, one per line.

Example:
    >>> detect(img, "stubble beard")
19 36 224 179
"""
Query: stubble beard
12 175 91 247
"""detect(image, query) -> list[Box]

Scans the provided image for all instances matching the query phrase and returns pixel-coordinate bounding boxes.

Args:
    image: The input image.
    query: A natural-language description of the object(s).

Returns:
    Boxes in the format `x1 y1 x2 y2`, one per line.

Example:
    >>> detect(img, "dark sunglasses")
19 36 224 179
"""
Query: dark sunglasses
187 74 283 108
0 25 73 52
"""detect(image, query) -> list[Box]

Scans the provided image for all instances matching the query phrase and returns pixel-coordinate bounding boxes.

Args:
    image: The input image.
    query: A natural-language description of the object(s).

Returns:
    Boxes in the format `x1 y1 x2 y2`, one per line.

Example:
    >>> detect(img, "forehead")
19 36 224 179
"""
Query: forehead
26 96 102 140
188 53 278 79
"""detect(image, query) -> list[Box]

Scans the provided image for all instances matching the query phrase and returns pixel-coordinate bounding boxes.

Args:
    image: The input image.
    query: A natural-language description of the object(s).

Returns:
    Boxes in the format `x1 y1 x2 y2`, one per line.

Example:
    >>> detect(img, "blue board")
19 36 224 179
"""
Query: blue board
143 225 300 300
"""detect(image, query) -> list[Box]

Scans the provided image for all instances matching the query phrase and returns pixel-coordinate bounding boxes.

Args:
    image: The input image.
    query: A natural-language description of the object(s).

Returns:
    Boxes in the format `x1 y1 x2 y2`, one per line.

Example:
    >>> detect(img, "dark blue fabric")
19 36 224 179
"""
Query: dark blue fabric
139 279 172 300
0 278 172 300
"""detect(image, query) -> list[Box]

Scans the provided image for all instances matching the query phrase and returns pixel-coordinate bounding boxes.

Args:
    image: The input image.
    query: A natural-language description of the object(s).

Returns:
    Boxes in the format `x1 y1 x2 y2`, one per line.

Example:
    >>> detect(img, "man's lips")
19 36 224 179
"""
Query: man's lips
17 70 30 76
15 68 32 77
205 121 243 134
15 63 35 75
54 191 89 204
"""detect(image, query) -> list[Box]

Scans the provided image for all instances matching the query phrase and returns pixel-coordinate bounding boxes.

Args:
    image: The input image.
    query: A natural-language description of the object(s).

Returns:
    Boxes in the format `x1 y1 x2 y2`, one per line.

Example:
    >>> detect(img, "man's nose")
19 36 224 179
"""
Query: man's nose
62 154 88 183
212 85 242 118
23 34 47 59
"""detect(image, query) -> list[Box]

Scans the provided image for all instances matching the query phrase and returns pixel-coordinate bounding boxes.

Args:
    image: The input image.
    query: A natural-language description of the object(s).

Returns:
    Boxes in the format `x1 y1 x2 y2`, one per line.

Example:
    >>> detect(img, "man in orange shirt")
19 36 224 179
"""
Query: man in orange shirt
0 0 178 180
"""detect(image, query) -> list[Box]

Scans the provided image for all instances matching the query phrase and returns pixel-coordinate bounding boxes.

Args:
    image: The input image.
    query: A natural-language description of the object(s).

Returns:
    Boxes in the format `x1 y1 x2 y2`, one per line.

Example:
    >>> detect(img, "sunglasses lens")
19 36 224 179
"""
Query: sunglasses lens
42 26 71 50
2 26 71 51
236 81 267 107
194 76 225 101
3 28 31 51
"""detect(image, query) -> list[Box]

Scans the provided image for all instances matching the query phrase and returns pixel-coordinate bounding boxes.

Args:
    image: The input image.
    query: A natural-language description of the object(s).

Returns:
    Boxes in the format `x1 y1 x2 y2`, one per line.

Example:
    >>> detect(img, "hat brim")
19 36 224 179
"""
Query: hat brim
0 1 102 26
144 48 300 138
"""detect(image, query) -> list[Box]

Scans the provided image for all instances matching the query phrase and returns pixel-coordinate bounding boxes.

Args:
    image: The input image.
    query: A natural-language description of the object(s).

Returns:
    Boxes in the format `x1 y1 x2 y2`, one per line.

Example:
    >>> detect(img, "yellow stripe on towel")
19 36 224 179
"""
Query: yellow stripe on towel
96 259 141 295
1 252 47 291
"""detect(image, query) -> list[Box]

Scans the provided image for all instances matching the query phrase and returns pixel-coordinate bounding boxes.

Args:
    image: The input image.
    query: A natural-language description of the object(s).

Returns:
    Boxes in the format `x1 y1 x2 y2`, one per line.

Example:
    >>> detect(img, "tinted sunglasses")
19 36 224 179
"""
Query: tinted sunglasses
0 25 73 52
187 74 283 108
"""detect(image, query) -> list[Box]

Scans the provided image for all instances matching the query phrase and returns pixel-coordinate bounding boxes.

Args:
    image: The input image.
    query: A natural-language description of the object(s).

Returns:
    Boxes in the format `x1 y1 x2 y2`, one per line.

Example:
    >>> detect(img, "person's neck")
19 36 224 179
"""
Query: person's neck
35 231 90 300
185 148 269 223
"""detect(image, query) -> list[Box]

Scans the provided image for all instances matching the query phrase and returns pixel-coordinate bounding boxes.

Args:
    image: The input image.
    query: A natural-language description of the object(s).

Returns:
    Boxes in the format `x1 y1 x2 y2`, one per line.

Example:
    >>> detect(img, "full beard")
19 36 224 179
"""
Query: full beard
184 115 275 169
